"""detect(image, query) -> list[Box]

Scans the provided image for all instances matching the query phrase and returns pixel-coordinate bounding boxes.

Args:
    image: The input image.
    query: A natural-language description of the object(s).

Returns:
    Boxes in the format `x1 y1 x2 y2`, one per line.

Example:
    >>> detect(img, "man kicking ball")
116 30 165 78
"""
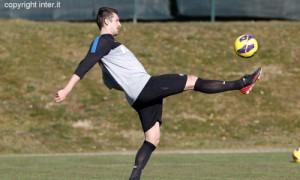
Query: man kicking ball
55 7 262 180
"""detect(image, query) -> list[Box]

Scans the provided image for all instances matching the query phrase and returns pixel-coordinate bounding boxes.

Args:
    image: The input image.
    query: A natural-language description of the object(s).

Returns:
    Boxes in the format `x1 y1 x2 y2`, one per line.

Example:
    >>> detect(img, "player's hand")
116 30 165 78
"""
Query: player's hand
55 89 68 103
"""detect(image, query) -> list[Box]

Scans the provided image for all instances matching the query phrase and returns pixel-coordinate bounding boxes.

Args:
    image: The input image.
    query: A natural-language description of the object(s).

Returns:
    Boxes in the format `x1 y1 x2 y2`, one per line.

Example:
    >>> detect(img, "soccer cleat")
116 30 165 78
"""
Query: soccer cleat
240 67 262 94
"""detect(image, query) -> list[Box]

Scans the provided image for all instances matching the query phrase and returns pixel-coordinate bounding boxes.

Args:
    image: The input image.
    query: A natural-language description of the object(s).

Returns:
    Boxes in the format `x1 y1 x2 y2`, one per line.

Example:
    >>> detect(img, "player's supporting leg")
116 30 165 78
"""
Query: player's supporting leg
185 67 262 94
129 122 160 180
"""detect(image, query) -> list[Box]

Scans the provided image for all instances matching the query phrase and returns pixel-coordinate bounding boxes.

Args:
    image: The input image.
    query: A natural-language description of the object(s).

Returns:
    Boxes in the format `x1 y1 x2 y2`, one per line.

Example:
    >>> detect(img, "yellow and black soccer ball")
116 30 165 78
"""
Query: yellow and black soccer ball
292 147 300 163
234 34 258 58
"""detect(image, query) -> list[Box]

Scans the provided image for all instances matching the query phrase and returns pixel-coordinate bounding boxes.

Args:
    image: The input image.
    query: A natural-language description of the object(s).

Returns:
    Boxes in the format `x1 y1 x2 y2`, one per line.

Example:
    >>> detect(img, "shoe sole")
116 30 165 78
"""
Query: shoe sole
240 68 262 94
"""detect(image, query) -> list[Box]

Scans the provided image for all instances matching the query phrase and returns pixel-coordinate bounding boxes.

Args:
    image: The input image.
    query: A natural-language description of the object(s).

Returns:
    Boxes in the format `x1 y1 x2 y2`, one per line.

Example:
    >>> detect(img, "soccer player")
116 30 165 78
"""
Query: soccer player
55 7 262 180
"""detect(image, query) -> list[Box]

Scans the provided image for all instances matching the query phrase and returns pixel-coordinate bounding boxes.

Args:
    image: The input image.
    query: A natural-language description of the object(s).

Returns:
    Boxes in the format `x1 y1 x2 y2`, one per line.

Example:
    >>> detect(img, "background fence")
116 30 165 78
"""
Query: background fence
1 0 300 21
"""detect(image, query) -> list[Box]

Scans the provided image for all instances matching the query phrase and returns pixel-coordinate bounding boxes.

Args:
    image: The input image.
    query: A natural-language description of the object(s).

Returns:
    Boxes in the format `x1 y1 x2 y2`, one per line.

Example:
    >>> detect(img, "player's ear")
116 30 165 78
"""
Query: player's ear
104 18 110 25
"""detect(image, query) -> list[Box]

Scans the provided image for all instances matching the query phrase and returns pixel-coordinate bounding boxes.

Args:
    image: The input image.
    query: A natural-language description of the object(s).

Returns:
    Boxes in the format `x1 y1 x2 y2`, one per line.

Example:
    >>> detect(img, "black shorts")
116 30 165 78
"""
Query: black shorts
132 74 187 132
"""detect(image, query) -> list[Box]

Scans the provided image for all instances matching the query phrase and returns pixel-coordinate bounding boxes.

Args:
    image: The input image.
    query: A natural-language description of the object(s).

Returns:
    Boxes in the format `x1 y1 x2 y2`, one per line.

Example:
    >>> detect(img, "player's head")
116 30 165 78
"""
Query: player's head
96 7 121 36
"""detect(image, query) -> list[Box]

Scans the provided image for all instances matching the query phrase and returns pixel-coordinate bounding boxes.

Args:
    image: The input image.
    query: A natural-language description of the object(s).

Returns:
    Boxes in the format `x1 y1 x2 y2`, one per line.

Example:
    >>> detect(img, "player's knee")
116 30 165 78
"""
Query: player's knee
184 75 198 90
145 133 160 147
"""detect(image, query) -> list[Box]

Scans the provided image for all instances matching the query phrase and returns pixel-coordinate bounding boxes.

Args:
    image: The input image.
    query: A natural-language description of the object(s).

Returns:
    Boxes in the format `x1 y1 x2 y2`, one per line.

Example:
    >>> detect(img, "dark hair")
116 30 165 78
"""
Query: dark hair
96 7 118 30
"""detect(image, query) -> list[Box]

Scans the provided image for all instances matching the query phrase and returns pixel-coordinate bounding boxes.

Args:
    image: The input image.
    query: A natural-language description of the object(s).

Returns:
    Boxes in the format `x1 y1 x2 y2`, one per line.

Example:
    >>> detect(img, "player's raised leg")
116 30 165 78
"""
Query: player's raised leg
186 67 262 94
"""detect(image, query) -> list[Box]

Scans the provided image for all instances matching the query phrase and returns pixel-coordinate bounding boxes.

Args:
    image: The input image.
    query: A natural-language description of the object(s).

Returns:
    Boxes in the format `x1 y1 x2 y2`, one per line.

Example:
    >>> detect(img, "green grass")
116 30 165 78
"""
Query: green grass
0 19 300 153
0 151 299 180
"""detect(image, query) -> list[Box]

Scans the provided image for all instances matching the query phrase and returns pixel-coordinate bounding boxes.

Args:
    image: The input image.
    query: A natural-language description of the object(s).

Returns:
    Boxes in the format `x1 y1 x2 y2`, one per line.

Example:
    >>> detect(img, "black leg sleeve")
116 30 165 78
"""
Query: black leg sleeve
129 141 156 180
194 78 244 94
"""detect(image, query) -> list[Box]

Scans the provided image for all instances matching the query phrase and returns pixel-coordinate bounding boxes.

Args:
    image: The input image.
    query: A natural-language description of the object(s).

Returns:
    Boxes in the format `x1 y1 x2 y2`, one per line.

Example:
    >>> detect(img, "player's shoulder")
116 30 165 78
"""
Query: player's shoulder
90 34 120 53
91 34 113 46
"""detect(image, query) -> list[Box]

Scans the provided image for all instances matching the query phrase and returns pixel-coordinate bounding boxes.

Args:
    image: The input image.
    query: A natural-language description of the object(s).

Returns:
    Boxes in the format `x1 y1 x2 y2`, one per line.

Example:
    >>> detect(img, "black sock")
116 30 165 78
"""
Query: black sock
194 78 244 94
129 141 156 180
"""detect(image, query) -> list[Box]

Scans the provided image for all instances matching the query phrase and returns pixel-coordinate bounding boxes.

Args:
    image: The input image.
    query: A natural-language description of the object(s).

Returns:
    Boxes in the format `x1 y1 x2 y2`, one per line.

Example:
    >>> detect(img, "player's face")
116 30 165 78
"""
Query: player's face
108 13 121 36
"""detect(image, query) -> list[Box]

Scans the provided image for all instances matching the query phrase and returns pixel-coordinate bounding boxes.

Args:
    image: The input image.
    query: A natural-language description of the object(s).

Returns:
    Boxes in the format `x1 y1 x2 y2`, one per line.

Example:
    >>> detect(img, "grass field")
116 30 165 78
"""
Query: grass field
0 19 300 153
0 150 299 180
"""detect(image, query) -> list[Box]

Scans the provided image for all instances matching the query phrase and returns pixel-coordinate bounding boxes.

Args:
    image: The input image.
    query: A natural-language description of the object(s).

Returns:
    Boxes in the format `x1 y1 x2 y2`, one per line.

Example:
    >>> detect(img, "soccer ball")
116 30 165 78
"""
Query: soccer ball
292 147 300 163
234 34 258 58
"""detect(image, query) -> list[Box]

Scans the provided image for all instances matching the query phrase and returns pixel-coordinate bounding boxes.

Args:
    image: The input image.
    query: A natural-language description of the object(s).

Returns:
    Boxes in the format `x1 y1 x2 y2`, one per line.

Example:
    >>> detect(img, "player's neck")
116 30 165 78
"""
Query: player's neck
100 28 113 36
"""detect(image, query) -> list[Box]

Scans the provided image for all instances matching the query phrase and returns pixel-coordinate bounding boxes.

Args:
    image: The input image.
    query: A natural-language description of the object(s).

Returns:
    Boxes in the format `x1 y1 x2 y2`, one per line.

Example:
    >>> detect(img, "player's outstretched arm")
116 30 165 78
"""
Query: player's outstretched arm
55 74 80 103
